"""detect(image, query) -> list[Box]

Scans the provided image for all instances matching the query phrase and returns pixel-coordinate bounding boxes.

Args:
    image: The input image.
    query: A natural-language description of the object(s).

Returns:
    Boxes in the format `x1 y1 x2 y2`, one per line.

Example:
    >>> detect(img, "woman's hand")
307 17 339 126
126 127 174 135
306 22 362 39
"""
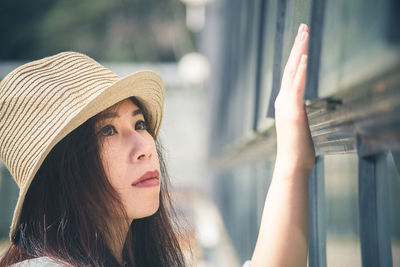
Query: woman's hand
274 24 315 174
251 24 315 267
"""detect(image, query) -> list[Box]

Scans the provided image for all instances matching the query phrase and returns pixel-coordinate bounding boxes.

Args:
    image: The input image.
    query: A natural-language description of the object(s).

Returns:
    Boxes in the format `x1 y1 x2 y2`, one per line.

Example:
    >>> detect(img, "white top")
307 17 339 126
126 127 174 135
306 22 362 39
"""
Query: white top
11 257 67 266
11 257 251 266
242 260 251 267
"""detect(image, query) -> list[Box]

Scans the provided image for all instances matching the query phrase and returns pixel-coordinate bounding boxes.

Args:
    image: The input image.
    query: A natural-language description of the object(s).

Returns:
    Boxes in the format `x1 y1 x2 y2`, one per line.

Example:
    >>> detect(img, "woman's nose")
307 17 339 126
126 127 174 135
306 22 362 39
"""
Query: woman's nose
130 133 153 161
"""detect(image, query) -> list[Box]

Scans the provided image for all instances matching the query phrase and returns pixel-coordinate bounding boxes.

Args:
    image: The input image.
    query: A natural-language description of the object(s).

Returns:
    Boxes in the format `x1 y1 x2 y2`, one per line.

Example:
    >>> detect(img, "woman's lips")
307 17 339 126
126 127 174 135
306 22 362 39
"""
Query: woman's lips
132 170 160 187
133 178 159 187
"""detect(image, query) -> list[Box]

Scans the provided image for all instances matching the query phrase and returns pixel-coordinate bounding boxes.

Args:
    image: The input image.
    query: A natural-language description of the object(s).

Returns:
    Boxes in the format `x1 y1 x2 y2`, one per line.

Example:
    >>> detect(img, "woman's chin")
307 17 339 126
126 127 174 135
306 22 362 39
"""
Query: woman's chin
128 202 160 220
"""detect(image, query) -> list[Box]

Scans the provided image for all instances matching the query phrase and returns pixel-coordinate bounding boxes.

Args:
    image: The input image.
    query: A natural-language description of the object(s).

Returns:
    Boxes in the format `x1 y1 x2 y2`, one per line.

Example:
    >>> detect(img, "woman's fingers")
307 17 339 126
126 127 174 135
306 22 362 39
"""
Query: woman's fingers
281 25 309 92
292 54 308 99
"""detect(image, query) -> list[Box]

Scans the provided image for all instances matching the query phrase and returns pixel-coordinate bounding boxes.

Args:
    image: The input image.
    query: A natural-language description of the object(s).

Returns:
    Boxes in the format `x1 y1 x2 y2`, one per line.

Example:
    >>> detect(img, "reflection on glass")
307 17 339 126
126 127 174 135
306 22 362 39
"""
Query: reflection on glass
387 151 400 266
324 154 361 267
211 159 273 265
319 0 389 97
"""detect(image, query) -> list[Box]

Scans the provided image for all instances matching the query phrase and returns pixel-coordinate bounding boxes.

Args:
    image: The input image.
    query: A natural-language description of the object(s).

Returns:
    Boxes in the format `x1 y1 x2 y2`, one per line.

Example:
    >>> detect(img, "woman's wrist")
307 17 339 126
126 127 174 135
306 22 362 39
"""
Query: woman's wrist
274 154 314 181
275 148 315 166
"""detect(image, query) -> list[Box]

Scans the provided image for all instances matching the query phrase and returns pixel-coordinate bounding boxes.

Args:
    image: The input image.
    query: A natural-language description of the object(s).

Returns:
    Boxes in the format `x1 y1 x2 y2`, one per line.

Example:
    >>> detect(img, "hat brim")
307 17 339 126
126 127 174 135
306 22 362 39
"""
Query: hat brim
10 70 165 239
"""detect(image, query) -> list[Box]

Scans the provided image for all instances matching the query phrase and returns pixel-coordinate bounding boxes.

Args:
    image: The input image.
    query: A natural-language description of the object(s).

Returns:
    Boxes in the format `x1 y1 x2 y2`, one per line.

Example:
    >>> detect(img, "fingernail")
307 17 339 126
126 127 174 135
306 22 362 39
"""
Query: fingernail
298 24 305 34
301 31 307 41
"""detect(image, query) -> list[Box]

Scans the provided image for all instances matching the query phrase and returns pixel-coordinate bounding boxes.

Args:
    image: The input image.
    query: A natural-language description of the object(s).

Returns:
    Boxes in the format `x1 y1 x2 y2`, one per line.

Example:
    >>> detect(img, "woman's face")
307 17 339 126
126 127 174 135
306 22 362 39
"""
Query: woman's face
95 99 161 220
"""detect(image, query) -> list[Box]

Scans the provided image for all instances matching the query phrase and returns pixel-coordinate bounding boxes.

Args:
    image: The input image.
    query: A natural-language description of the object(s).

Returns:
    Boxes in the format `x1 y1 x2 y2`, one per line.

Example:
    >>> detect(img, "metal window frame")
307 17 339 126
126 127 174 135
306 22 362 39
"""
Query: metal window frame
304 0 325 100
308 156 327 267
358 153 393 267
253 0 268 131
307 1 327 262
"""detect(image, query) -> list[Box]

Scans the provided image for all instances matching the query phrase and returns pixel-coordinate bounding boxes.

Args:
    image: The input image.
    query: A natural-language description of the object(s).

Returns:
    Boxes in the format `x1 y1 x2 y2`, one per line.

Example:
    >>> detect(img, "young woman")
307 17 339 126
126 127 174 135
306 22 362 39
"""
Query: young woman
0 24 313 266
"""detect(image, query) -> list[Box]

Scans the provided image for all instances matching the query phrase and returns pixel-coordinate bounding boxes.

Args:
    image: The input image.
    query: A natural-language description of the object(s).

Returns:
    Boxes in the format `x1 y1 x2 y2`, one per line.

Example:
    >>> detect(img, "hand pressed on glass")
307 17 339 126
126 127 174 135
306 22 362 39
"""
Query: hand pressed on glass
274 23 315 173
250 24 315 267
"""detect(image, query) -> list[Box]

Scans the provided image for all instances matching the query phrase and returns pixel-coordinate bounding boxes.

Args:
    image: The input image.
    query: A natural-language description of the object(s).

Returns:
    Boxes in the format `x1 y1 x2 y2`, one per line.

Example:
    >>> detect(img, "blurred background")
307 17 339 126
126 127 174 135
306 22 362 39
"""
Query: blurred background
1 0 400 266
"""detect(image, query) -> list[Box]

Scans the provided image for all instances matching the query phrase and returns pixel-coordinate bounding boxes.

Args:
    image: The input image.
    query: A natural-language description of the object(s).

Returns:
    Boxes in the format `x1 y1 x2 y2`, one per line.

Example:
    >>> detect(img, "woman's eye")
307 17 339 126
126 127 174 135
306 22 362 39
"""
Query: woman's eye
100 125 117 136
135 120 148 131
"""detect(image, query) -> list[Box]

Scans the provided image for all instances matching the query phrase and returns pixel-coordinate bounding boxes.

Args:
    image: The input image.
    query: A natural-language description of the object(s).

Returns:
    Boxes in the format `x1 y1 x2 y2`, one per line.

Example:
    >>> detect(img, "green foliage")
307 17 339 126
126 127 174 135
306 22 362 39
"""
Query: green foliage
0 0 194 62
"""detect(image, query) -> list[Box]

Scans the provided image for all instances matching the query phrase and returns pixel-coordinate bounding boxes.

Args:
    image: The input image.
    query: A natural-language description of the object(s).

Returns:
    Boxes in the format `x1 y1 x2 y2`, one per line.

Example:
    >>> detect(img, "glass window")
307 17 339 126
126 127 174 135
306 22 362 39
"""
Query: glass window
281 0 312 63
324 154 362 266
212 159 273 264
319 0 394 97
213 164 257 263
215 0 263 152
255 0 277 132
256 0 312 132
233 0 262 140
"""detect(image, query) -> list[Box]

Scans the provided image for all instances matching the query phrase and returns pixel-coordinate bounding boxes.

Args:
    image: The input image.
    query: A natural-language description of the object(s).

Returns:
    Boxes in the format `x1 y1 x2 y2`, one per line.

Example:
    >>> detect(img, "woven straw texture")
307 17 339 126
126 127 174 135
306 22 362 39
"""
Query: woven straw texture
0 52 165 239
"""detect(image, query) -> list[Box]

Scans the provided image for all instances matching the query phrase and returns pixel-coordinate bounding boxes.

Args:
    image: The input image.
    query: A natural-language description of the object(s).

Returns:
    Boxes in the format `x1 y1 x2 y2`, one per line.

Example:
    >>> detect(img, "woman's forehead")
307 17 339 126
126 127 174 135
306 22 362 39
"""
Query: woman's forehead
95 99 142 123
101 99 139 115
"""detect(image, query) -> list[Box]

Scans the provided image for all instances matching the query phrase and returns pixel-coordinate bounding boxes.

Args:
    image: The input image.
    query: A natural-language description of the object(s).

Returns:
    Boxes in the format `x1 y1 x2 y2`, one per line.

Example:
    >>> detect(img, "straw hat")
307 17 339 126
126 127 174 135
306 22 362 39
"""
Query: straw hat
0 51 165 239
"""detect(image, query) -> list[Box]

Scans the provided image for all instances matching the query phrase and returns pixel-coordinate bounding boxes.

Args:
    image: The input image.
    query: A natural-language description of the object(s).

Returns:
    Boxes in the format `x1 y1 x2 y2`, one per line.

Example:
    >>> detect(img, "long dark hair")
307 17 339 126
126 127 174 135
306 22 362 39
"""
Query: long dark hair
0 98 188 266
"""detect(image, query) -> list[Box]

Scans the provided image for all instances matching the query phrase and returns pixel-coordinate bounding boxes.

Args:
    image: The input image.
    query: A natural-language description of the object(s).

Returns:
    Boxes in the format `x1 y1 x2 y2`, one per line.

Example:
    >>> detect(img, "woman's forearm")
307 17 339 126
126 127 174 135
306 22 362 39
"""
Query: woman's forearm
251 158 310 267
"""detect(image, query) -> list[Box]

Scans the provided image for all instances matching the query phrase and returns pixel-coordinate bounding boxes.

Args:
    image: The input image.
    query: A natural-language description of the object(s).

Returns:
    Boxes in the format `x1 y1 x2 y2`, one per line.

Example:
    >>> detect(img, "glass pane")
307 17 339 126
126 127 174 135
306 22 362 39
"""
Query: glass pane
256 0 312 131
256 0 277 131
218 0 260 148
324 154 361 267
212 160 273 265
319 0 391 97
387 151 400 266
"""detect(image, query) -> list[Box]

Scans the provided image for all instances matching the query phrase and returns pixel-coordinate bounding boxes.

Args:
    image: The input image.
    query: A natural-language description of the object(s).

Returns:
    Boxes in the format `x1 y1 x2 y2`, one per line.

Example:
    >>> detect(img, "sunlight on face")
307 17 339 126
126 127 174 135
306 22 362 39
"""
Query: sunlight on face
95 98 161 220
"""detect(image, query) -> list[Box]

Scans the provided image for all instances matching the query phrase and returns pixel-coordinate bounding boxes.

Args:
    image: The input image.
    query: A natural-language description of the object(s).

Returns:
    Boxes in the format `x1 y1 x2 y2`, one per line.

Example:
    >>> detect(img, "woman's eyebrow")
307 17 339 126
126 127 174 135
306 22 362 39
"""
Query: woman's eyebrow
97 109 143 121
97 111 119 121
133 109 143 116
